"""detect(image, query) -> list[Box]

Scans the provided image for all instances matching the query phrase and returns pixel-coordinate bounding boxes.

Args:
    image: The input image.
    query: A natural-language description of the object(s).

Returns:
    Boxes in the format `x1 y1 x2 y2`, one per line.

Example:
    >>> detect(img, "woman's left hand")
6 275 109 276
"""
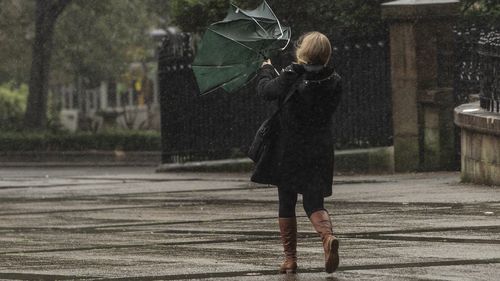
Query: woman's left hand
262 59 272 67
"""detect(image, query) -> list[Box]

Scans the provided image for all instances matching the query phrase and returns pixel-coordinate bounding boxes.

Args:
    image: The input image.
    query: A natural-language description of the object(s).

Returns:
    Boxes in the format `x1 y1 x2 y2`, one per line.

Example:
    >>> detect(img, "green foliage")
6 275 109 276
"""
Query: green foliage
262 0 388 41
52 0 158 85
169 0 231 33
0 0 168 86
0 83 28 130
0 82 62 131
169 0 388 40
0 0 35 84
462 0 500 26
169 0 500 40
0 130 161 151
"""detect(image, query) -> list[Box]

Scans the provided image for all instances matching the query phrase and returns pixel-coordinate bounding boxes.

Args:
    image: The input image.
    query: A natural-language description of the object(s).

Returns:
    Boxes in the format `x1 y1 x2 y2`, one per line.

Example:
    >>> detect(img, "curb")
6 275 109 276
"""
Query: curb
157 146 395 174
0 147 395 173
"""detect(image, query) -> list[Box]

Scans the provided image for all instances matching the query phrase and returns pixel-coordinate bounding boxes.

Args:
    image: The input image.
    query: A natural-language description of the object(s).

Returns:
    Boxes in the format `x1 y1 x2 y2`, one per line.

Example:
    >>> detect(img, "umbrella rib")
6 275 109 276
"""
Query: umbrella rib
264 0 284 39
198 59 262 95
207 28 263 57
281 28 292 51
249 16 269 37
193 64 246 68
230 2 271 36
199 73 248 96
230 2 275 22
265 1 281 34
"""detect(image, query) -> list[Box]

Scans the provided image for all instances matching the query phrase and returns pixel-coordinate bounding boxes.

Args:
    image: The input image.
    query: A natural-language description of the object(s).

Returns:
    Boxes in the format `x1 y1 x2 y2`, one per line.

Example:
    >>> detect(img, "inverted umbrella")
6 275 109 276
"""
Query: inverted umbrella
192 0 291 95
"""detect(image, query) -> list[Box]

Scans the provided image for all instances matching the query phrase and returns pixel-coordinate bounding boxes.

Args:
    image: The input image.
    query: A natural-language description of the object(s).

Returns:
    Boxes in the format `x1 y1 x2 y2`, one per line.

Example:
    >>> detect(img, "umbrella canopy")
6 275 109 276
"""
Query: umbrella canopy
192 0 291 95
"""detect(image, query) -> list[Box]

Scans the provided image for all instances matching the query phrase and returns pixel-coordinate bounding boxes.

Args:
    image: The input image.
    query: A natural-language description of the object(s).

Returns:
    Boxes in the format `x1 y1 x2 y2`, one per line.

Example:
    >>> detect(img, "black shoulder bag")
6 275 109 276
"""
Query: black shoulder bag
247 75 303 162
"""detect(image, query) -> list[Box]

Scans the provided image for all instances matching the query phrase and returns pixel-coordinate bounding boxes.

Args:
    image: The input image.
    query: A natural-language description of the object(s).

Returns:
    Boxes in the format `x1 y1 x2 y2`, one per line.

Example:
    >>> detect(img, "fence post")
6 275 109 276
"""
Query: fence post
100 81 108 110
382 0 460 172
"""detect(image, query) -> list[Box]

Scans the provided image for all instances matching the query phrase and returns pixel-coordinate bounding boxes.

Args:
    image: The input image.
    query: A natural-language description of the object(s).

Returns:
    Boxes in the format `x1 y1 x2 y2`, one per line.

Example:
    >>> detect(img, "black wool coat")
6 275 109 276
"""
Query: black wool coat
251 63 342 197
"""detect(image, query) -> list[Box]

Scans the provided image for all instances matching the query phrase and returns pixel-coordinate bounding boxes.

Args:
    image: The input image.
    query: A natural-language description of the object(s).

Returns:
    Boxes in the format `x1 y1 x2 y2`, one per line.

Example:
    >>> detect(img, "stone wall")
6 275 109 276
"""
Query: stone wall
455 103 500 185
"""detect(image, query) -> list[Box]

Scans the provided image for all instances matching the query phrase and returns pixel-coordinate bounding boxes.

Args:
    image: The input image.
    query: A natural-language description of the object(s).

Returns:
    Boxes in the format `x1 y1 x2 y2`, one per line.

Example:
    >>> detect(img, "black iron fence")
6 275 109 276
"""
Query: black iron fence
330 41 392 149
159 33 393 163
453 25 482 105
454 25 500 113
478 30 500 113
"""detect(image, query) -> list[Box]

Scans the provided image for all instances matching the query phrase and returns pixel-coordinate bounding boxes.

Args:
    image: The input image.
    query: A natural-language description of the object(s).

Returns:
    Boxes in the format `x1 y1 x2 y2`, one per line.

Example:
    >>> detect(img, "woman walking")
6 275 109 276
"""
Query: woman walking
251 32 342 274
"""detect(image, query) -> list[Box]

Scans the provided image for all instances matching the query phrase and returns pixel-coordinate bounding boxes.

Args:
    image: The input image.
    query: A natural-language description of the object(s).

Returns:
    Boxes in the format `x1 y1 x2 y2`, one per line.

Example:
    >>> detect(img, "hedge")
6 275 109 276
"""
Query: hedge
0 130 161 151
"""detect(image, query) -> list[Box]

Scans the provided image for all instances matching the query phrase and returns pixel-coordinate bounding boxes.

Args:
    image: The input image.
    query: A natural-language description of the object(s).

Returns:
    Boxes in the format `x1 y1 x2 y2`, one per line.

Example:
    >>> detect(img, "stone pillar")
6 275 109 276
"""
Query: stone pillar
382 0 460 172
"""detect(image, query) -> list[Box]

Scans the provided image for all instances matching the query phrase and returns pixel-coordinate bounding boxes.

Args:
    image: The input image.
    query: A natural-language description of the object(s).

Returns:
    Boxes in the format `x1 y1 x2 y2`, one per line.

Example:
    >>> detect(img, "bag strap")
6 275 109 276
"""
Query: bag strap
271 73 304 117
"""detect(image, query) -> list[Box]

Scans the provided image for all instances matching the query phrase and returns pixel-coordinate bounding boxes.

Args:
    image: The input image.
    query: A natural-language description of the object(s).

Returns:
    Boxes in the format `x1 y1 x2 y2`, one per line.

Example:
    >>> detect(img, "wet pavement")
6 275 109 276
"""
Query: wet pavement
0 167 498 280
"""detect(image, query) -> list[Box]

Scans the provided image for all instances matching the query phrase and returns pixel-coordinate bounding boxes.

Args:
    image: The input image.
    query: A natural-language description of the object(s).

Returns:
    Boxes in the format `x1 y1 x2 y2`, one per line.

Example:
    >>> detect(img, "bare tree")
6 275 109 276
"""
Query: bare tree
24 0 72 129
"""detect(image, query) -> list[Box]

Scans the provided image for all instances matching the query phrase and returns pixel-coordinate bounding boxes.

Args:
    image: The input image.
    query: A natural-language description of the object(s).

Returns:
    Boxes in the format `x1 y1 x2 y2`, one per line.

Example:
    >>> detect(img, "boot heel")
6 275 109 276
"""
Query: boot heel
325 237 339 273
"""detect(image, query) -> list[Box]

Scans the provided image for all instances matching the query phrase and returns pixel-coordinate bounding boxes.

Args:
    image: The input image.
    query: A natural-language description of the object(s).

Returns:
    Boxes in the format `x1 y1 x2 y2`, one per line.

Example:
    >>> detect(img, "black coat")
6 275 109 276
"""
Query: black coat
251 63 342 197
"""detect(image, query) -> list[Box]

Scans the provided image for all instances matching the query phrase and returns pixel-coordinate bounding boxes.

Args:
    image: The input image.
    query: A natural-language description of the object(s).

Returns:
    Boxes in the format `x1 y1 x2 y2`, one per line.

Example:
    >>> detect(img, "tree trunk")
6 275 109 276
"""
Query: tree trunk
24 0 71 130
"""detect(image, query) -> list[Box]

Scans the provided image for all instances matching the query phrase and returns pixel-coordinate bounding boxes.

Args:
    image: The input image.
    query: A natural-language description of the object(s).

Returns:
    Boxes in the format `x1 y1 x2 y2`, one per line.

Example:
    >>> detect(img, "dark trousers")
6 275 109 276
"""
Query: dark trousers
278 187 325 218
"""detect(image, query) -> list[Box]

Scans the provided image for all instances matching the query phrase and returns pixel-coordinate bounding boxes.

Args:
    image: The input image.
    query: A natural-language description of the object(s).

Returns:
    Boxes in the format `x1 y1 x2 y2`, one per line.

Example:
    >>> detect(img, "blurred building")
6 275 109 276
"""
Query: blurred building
56 28 173 132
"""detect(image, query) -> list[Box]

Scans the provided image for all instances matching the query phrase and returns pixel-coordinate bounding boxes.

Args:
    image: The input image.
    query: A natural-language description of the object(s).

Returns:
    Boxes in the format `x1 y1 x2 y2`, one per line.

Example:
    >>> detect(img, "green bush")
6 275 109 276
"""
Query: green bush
0 130 161 151
462 0 500 26
0 82 28 130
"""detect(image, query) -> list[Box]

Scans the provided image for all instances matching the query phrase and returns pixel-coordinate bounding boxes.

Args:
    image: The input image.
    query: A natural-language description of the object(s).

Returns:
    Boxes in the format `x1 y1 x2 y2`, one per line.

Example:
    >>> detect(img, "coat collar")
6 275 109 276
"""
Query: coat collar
289 63 338 85
290 63 325 74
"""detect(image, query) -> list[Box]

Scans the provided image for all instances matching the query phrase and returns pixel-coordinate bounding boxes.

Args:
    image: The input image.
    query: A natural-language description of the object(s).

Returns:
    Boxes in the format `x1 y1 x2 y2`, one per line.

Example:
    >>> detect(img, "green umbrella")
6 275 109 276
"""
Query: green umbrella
192 0 291 95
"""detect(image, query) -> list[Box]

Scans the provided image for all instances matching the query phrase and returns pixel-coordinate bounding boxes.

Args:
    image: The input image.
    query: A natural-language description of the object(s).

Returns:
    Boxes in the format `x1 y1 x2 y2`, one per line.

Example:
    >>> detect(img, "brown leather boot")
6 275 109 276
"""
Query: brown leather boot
309 210 339 273
279 217 297 274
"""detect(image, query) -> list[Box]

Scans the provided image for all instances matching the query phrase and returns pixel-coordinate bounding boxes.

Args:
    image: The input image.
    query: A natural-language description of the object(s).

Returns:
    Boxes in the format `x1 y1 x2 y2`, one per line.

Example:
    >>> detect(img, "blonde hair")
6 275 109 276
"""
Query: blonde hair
295 32 332 65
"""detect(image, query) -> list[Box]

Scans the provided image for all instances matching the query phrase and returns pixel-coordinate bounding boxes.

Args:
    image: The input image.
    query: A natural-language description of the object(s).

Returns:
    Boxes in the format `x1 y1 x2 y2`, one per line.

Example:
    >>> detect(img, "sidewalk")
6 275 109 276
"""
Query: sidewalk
0 167 498 280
